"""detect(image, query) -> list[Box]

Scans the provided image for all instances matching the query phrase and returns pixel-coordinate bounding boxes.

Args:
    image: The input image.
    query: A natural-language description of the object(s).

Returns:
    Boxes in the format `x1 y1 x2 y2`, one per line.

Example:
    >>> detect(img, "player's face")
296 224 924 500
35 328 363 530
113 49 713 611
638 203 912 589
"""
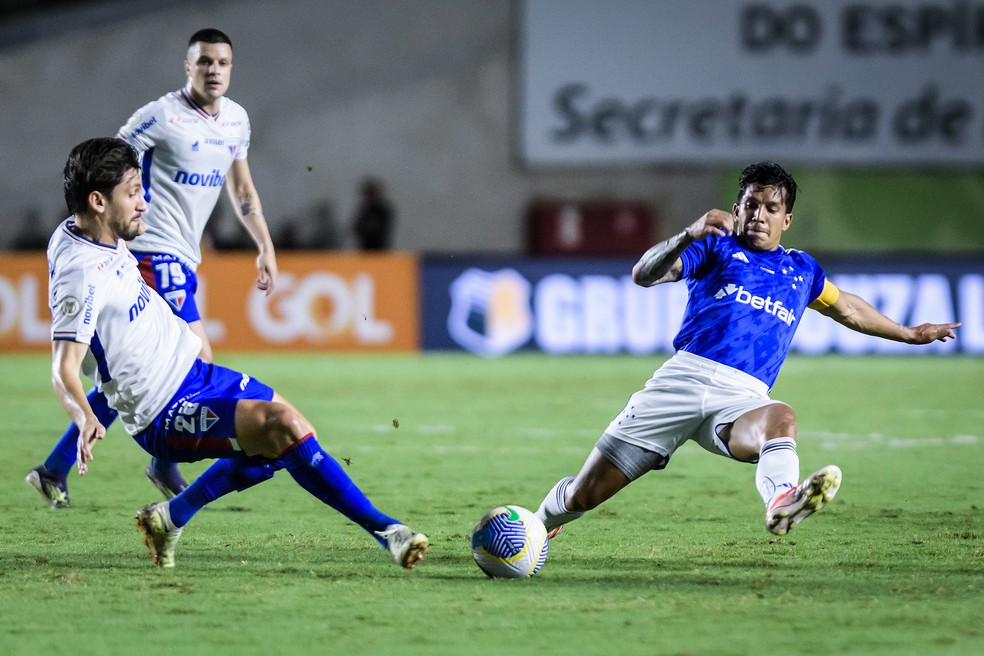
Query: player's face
733 184 792 252
104 169 147 241
184 41 233 110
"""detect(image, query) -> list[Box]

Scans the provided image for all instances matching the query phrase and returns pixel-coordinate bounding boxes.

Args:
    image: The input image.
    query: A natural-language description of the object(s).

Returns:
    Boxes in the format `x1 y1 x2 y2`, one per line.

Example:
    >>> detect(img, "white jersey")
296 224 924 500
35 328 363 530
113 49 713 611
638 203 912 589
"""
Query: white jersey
118 87 250 268
48 219 202 434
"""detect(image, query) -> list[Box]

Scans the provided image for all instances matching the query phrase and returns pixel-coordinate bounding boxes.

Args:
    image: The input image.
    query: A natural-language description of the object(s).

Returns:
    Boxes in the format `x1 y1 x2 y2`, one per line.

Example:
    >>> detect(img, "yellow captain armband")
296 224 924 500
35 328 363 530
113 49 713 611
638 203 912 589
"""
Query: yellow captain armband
808 279 840 310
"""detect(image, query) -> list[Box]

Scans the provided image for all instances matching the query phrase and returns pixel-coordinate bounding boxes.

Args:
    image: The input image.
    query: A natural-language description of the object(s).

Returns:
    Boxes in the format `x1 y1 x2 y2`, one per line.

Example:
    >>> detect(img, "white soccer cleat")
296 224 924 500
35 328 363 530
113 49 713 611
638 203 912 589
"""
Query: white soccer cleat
375 524 429 571
766 465 842 536
134 502 183 568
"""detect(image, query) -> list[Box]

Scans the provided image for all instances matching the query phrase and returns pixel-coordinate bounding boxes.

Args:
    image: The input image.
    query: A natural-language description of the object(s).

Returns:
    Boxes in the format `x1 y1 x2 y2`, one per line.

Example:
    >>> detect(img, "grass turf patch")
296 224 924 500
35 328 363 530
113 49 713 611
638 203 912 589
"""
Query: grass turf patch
1 353 982 655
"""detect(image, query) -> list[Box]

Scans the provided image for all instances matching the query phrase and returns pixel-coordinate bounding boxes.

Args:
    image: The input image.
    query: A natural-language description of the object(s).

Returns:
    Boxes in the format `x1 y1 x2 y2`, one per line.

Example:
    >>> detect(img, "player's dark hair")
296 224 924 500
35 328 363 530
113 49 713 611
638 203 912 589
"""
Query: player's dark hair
738 161 798 212
63 138 140 215
189 28 232 49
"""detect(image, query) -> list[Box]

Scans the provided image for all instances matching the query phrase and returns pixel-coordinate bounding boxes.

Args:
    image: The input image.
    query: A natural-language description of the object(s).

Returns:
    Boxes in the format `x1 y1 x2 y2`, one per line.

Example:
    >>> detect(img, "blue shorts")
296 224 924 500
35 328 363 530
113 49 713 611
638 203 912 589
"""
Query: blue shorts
134 251 202 323
133 360 275 462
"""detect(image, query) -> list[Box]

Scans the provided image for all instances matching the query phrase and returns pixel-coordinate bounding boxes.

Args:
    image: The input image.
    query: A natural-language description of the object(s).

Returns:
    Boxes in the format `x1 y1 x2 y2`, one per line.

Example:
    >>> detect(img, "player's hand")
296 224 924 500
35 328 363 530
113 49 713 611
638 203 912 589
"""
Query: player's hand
256 251 278 296
76 417 106 476
685 210 734 241
906 322 961 344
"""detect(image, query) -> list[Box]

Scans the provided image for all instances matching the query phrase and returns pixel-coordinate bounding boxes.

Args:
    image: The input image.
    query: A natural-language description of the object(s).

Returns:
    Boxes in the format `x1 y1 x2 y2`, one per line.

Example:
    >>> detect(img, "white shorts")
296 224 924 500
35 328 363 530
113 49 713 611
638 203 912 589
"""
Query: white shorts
601 351 782 477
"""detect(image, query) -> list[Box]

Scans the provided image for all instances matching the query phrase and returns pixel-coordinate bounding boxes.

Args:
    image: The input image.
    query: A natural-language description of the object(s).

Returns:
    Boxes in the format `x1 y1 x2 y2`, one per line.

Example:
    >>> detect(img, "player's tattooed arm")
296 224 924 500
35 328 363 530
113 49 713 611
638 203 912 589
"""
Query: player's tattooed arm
239 195 254 217
632 209 734 287
631 231 691 287
226 159 278 294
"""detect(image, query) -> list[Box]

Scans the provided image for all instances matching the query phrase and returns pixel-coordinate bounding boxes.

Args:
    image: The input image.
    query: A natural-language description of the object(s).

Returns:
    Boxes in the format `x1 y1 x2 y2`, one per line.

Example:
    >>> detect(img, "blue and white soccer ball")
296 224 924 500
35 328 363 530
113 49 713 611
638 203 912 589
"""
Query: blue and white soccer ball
471 505 549 578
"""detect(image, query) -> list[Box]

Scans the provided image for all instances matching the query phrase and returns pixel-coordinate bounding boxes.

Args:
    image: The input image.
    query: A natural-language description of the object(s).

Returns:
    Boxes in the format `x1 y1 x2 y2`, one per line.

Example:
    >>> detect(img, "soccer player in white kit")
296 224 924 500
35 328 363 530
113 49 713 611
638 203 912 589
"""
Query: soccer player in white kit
28 29 277 507
47 137 428 571
536 162 961 547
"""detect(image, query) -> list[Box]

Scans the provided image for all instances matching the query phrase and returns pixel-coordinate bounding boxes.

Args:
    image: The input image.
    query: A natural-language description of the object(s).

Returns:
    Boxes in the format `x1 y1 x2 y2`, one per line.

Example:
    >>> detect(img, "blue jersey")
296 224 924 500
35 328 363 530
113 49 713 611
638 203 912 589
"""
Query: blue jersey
674 235 826 388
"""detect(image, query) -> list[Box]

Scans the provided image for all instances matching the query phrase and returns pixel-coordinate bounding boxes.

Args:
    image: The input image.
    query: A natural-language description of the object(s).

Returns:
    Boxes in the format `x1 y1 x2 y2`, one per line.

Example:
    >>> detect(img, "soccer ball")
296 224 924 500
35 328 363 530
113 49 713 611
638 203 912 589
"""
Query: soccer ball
471 505 549 578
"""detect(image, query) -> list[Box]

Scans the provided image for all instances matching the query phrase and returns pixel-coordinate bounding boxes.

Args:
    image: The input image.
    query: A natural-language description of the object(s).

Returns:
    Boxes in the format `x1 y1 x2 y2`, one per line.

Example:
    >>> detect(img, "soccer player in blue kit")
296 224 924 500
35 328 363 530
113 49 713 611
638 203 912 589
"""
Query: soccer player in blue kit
47 137 427 570
536 161 961 540
27 28 278 508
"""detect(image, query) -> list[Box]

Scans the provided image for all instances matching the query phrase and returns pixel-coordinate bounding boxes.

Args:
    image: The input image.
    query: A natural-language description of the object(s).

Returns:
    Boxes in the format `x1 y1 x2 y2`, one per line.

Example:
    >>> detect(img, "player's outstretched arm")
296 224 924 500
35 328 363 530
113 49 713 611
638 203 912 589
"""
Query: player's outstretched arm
816 289 961 344
226 158 279 295
632 209 733 287
51 340 106 475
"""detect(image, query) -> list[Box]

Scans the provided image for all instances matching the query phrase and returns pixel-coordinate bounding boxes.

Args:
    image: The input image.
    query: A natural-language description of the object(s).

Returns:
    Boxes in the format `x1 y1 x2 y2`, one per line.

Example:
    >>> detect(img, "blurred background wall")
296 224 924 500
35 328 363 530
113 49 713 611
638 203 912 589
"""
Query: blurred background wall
0 0 981 255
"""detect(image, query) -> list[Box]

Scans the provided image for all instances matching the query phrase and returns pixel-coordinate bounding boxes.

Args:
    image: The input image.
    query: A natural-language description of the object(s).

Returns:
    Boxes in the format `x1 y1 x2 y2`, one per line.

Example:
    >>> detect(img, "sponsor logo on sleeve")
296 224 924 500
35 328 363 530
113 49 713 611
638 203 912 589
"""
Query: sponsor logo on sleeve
128 116 157 138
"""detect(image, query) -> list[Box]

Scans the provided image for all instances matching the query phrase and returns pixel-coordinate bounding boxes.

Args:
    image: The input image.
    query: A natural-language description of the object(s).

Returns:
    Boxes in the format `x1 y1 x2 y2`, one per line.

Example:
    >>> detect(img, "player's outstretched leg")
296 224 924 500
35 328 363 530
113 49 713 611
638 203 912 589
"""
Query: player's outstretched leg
766 465 842 536
25 465 71 509
27 388 118 509
280 435 429 570
145 457 189 499
375 525 430 571
536 476 584 539
134 501 183 568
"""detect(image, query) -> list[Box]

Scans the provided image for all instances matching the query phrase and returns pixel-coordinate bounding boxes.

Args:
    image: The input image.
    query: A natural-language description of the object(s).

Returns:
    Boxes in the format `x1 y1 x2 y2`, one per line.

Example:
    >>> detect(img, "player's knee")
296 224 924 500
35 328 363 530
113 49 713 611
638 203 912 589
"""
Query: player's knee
767 404 797 439
253 403 308 456
263 403 303 437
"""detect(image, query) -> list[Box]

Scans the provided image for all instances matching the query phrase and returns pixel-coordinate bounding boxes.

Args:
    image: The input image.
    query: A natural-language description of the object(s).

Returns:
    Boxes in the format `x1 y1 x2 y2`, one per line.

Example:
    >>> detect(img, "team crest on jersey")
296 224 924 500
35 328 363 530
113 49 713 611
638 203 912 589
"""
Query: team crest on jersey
169 399 220 434
164 289 187 312
59 296 81 317
199 406 220 432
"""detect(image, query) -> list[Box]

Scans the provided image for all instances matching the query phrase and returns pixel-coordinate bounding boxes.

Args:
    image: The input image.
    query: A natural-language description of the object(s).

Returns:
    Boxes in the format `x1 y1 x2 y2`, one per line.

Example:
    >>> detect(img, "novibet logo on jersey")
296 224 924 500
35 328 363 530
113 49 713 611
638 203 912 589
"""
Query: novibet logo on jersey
714 284 796 326
173 168 226 188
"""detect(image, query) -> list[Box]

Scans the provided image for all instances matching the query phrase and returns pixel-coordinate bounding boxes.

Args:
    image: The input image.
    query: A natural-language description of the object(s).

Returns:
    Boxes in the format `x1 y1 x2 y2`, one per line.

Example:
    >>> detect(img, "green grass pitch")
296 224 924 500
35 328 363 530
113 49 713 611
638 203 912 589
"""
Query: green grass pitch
1 352 982 655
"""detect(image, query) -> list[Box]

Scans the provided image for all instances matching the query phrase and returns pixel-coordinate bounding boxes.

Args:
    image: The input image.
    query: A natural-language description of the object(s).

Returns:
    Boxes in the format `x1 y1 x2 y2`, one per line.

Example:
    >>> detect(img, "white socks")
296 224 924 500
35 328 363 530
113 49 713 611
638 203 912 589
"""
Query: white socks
535 476 584 531
756 437 799 507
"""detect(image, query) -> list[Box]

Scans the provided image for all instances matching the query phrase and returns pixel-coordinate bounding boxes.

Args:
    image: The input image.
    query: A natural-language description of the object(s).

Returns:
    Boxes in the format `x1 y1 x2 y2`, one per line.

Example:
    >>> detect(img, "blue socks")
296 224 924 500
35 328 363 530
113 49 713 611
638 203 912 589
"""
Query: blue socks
167 436 397 543
168 458 280 527
282 436 397 539
44 388 118 478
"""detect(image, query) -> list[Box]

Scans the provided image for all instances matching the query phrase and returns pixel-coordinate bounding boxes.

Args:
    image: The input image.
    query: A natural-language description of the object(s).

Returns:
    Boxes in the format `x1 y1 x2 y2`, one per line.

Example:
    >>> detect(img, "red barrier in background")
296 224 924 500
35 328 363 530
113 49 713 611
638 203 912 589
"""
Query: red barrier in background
527 201 657 256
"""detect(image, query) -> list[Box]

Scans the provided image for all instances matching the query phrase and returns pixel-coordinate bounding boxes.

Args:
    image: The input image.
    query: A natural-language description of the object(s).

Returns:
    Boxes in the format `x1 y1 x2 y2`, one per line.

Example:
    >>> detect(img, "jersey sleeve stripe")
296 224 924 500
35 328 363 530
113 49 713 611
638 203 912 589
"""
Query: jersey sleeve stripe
140 147 155 203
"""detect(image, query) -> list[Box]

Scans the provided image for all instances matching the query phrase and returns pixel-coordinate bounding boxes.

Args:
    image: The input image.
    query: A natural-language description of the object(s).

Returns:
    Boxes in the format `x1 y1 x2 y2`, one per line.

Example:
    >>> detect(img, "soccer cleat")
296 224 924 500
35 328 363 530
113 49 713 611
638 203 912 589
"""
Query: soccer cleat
25 465 70 509
144 459 188 500
134 502 183 568
375 524 429 570
546 525 563 540
766 465 842 536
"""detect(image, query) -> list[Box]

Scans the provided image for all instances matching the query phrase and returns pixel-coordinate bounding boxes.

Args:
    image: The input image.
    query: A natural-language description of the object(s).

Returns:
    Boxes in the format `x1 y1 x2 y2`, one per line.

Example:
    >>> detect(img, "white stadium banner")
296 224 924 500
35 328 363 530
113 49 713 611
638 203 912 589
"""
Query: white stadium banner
519 0 984 166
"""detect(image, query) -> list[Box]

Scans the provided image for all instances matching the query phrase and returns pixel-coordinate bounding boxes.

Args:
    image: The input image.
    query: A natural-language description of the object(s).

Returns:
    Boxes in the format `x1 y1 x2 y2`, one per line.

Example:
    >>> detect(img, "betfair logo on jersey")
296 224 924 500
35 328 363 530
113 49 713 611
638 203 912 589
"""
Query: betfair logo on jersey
173 168 225 188
714 284 796 326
